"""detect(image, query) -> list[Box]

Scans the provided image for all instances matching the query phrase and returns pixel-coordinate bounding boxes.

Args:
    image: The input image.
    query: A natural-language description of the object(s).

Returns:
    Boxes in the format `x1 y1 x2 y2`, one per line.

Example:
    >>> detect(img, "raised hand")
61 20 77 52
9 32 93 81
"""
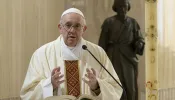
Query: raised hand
82 68 99 90
51 67 64 89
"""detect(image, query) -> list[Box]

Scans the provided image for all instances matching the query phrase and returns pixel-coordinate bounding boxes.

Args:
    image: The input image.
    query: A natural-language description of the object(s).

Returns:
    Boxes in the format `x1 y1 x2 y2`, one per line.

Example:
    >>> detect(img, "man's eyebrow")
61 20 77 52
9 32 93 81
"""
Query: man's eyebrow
64 21 71 24
64 22 81 25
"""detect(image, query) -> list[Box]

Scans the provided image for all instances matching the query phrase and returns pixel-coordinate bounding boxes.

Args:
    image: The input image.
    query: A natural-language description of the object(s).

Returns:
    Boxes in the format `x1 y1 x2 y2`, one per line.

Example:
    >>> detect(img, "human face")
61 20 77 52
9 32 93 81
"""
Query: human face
58 13 87 47
116 2 129 18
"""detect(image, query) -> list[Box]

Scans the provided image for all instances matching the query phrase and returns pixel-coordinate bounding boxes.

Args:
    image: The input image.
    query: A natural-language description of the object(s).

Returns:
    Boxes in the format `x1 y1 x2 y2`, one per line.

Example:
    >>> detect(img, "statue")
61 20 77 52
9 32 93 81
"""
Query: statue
98 0 145 100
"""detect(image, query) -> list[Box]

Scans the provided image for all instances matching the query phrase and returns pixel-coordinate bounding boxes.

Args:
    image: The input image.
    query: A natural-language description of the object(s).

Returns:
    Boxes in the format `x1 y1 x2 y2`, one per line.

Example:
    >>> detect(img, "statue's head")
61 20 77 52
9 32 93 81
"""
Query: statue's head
112 0 131 13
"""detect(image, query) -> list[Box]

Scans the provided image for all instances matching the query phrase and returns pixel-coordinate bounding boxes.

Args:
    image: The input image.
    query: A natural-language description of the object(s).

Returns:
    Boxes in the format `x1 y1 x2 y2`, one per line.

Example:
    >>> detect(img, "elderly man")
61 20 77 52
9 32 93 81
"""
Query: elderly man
20 8 122 100
98 0 145 100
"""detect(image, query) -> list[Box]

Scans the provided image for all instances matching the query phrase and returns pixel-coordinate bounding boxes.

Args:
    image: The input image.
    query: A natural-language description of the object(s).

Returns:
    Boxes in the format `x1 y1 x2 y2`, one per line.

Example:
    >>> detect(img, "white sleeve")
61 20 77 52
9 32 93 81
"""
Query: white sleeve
42 76 63 98
42 77 53 98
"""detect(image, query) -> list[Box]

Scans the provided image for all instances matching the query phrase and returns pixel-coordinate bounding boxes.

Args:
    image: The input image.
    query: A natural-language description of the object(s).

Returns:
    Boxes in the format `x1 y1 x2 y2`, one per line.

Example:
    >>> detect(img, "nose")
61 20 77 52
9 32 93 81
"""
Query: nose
68 26 76 33
122 7 125 11
119 7 125 12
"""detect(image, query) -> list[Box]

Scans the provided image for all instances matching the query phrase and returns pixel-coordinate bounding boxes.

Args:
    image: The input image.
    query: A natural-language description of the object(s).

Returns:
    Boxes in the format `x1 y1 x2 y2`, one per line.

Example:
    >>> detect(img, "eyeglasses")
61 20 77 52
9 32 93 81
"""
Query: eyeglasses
61 23 83 31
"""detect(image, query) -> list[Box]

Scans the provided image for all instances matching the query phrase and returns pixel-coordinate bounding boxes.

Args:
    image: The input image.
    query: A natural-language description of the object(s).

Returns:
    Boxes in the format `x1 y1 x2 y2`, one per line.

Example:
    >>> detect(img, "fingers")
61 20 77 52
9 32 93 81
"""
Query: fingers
83 68 98 90
86 68 91 73
56 79 65 85
91 68 96 76
51 67 64 89
51 67 60 76
52 74 64 89
52 72 64 81
82 78 89 84
59 80 65 84
85 73 94 79
86 68 96 74
56 74 64 80
85 68 96 79
57 67 61 72
53 79 65 89
52 72 61 79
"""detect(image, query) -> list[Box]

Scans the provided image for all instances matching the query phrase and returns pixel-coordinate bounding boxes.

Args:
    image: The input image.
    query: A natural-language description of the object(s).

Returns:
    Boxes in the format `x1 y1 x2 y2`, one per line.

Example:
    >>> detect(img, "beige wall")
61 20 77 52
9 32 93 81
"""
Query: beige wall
0 0 145 99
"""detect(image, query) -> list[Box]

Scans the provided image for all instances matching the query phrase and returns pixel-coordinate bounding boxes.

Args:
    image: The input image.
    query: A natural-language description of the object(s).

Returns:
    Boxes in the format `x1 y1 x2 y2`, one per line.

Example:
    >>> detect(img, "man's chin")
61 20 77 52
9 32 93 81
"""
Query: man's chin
119 14 126 17
67 41 77 47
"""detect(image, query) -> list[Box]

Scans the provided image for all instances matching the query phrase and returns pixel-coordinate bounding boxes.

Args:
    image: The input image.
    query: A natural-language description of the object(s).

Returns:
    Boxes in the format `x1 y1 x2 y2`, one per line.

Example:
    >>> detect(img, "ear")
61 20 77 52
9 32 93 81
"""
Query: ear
58 24 63 34
58 24 61 30
83 26 87 32
128 2 131 11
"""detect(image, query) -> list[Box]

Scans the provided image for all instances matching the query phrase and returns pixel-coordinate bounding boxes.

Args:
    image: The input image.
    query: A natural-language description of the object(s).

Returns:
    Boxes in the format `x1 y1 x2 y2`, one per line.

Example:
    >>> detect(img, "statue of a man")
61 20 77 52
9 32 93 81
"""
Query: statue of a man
98 0 145 100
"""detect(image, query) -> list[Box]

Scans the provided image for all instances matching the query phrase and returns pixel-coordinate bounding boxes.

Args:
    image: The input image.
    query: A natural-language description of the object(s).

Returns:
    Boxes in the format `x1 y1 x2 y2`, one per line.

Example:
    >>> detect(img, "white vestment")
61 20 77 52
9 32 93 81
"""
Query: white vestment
20 35 123 100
